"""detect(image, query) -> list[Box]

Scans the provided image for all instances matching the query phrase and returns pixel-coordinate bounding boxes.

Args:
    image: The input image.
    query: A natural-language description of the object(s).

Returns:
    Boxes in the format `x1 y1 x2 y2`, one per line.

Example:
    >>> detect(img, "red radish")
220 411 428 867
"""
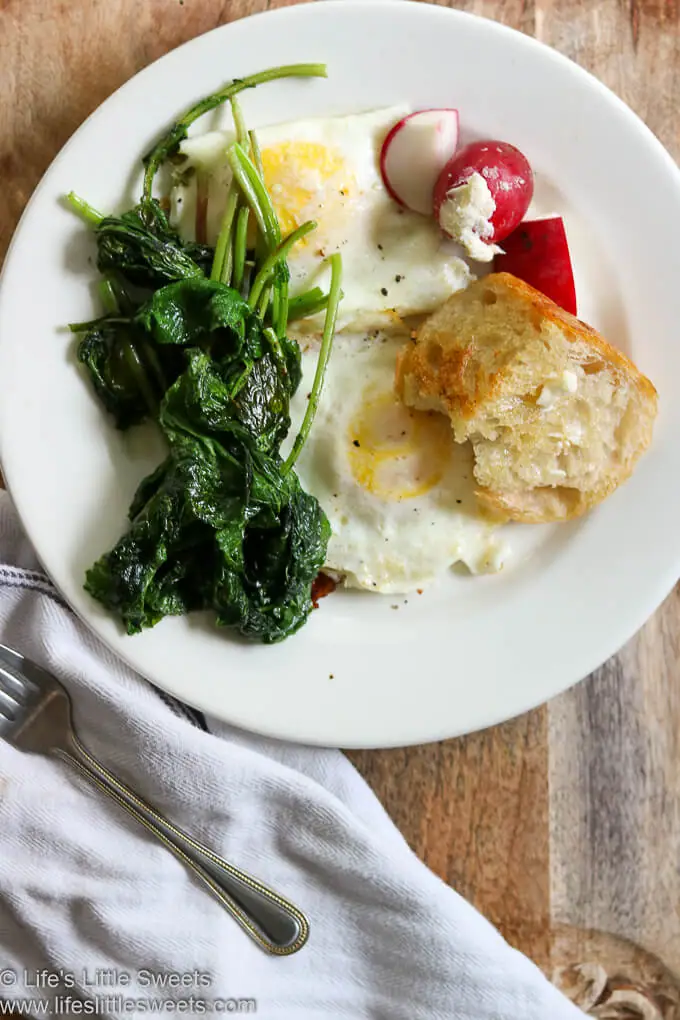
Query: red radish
433 140 534 260
380 109 459 215
494 217 577 315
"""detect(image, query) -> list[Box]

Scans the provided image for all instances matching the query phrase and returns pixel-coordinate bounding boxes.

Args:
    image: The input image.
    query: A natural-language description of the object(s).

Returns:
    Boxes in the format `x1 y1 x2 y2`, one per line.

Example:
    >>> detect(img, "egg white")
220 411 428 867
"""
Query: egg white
280 334 506 594
170 107 472 333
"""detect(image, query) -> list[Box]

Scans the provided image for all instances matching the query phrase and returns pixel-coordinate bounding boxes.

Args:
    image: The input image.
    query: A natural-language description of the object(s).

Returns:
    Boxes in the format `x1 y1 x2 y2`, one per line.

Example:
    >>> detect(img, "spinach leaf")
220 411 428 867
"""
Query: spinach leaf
77 277 295 442
96 200 213 289
83 293 328 642
72 64 343 645
137 278 250 349
161 345 291 453
81 260 341 641
78 279 258 431
85 426 330 643
77 323 158 429
280 332 302 395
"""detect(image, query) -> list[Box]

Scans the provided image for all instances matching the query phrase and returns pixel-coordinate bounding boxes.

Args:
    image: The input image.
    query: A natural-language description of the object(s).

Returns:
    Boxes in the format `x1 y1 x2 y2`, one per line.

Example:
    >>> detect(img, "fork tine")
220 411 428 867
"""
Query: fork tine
0 686 19 720
0 644 31 677
0 662 31 703
0 644 41 696
0 642 27 671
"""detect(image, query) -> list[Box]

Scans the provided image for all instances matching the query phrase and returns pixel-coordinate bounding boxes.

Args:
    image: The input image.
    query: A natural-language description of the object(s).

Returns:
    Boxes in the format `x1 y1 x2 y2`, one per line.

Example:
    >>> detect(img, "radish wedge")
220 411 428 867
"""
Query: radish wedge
380 109 459 215
494 217 577 315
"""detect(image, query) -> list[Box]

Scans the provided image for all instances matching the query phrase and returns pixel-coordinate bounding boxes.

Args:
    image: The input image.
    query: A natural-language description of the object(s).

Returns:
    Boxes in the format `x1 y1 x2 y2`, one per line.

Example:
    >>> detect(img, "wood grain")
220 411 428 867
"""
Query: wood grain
0 0 311 261
550 587 680 979
2 0 680 997
528 0 680 986
349 711 551 968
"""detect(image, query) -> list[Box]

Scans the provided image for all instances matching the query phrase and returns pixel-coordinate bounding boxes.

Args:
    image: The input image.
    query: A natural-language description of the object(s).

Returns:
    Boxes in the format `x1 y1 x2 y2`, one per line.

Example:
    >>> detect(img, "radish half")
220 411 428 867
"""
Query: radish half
434 140 534 260
380 109 459 215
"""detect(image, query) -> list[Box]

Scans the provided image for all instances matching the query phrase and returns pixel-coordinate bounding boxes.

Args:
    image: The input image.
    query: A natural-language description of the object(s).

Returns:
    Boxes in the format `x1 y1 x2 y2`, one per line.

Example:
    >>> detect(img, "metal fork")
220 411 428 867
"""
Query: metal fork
0 642 309 955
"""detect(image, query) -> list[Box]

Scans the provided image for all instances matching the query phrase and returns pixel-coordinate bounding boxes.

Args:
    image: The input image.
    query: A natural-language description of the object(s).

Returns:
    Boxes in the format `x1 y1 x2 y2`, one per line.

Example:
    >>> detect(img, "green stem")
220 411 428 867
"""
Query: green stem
247 220 316 311
227 143 280 250
249 130 264 177
98 279 119 315
248 130 283 323
282 252 343 474
230 95 249 145
248 129 269 271
222 237 234 287
143 63 326 202
65 192 104 227
69 315 128 333
121 338 159 416
262 326 288 377
107 273 135 315
257 285 271 320
232 205 250 290
274 279 289 338
287 287 329 321
210 184 239 282
140 339 168 395
271 288 280 331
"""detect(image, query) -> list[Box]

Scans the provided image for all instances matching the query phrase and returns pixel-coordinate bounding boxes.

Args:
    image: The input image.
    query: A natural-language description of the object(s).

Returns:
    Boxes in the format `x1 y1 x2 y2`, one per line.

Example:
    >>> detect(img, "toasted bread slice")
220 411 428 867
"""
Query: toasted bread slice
395 273 658 523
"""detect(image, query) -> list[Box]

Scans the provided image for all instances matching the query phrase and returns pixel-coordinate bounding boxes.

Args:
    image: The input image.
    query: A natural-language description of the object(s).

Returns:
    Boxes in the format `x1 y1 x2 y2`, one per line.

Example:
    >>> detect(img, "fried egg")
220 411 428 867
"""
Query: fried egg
170 107 471 333
280 334 506 593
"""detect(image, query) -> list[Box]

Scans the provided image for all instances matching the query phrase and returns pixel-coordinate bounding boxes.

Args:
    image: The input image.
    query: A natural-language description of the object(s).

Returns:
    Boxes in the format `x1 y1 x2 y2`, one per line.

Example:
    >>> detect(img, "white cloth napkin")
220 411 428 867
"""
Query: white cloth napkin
0 490 583 1019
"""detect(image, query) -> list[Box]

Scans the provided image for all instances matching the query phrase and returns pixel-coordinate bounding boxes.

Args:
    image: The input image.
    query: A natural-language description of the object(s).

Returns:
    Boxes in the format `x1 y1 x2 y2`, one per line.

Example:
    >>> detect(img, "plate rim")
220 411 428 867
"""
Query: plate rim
1 0 679 748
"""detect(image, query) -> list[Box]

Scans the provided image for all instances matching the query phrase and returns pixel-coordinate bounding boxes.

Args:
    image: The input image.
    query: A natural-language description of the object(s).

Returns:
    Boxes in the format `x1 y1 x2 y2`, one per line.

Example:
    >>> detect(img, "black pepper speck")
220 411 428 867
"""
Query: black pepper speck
380 287 388 297
353 440 360 448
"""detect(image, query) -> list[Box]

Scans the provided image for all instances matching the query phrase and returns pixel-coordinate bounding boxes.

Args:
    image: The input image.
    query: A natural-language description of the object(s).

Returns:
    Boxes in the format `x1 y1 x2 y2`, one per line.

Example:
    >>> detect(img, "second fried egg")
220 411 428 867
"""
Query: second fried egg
281 334 506 594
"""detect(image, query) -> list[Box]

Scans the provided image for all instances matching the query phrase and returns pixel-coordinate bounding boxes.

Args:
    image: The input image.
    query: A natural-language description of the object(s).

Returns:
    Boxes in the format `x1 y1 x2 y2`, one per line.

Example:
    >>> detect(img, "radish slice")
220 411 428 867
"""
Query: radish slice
433 140 534 261
380 109 459 215
495 217 577 314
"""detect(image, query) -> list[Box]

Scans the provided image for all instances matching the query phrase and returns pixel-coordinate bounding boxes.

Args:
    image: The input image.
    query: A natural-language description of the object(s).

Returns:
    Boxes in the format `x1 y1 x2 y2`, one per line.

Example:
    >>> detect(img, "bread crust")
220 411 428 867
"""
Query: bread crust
395 273 658 523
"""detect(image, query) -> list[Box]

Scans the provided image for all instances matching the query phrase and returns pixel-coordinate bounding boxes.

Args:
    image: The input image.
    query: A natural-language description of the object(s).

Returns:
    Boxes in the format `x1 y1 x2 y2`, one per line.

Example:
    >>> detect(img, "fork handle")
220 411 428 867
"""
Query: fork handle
55 736 308 955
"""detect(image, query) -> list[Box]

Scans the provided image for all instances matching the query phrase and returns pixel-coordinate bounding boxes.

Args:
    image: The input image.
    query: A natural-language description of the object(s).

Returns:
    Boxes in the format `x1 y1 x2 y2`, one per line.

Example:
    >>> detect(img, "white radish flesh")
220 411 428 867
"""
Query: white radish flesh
380 109 459 215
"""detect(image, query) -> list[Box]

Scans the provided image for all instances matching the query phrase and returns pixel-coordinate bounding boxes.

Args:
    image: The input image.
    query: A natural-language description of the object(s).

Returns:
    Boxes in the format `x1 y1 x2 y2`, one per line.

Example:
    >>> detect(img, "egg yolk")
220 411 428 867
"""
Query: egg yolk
260 142 352 237
348 392 452 500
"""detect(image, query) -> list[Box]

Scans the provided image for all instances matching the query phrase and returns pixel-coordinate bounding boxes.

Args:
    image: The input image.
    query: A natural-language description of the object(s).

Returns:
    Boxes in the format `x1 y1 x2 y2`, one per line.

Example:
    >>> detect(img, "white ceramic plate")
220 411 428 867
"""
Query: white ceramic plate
1 1 679 749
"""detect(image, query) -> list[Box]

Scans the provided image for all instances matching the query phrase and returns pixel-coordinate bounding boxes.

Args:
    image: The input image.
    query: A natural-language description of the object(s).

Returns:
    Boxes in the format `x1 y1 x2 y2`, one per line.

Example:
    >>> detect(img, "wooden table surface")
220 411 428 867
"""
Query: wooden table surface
2 0 680 1012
